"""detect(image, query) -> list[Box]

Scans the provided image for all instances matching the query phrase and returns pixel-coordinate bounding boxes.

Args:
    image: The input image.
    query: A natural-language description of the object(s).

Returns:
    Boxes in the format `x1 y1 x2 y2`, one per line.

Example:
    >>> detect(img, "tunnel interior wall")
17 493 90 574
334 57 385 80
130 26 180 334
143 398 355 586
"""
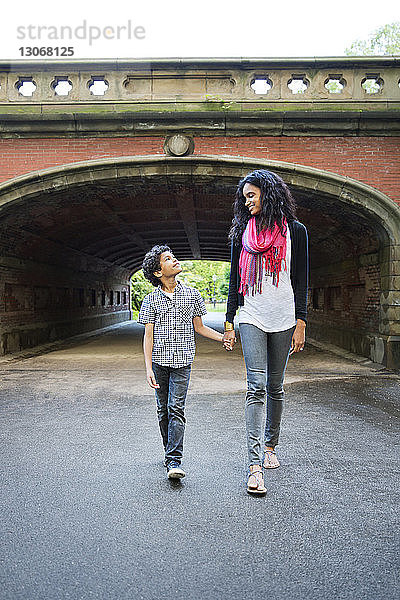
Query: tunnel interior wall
294 180 399 369
307 252 382 361
0 259 130 355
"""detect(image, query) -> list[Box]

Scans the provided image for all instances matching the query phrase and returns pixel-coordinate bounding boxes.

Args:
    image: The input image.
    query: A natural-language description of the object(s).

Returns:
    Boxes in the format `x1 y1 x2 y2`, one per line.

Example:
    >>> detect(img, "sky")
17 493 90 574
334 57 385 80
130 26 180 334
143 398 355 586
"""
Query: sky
0 0 398 60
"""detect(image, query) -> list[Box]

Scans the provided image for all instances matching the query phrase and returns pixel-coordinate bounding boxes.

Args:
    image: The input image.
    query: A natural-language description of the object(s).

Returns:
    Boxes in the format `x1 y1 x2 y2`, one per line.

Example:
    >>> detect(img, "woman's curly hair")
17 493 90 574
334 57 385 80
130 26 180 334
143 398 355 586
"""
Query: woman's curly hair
142 244 171 287
229 169 297 244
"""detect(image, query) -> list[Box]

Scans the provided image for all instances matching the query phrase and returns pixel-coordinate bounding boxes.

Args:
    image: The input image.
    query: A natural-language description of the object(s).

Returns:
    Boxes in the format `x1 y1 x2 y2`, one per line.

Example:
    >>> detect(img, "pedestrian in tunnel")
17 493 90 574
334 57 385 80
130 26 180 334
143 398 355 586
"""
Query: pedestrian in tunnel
139 245 231 480
223 169 309 495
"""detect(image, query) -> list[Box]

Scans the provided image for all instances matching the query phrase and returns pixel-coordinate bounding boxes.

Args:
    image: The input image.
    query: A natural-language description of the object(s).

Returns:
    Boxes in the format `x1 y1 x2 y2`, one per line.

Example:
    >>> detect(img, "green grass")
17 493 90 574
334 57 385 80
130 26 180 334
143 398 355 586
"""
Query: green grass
205 302 226 313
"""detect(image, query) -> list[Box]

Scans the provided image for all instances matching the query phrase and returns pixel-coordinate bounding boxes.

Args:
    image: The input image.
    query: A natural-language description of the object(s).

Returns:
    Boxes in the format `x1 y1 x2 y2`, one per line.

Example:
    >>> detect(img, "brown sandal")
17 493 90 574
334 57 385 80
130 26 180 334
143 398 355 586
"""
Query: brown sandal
247 469 267 495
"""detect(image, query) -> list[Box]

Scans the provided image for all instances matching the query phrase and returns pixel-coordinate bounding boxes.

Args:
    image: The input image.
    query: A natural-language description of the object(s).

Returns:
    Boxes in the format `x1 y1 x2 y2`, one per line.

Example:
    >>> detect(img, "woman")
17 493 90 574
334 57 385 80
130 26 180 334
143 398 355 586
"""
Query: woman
223 169 308 495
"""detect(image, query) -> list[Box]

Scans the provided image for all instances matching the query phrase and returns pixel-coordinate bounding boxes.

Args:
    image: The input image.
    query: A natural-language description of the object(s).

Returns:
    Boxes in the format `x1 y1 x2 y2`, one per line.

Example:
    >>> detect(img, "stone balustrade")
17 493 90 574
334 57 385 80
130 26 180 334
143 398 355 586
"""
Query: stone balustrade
0 57 399 105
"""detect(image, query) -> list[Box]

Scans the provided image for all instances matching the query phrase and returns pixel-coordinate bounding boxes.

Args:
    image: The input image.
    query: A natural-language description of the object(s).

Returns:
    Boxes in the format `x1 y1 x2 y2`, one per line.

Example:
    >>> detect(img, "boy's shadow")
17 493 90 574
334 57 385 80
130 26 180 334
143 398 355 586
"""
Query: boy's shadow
168 478 184 490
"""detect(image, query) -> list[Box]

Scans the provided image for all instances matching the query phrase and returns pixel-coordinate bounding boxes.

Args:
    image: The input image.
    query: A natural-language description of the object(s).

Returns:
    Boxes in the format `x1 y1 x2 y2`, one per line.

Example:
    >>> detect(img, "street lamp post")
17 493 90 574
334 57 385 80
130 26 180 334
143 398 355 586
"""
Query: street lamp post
212 274 217 309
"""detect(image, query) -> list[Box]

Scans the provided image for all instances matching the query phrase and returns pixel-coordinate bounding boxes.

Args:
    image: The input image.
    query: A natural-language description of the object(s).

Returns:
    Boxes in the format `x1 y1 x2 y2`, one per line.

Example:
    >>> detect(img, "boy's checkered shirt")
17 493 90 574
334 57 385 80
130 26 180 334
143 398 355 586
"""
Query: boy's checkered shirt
138 281 207 368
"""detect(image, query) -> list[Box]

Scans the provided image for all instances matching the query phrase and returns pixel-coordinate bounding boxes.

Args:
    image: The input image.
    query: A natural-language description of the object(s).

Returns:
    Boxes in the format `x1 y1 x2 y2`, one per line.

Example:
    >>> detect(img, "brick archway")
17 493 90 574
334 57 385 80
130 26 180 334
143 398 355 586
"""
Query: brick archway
0 155 399 367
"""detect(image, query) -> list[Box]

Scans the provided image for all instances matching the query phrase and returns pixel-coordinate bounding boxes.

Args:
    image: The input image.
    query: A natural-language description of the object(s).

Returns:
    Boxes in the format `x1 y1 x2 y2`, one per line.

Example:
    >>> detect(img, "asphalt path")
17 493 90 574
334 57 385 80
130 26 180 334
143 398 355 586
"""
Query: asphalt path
0 316 399 599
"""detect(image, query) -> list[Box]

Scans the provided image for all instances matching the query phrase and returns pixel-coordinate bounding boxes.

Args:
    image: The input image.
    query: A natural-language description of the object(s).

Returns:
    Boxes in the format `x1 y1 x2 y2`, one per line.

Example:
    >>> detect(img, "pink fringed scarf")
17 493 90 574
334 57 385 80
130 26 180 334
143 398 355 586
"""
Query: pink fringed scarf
238 217 288 295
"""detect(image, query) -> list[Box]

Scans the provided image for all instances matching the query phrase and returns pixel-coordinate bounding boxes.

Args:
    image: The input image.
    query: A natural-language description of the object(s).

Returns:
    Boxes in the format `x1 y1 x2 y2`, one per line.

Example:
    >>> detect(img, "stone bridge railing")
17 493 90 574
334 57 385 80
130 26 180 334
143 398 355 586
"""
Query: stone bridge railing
1 57 399 103
0 57 399 136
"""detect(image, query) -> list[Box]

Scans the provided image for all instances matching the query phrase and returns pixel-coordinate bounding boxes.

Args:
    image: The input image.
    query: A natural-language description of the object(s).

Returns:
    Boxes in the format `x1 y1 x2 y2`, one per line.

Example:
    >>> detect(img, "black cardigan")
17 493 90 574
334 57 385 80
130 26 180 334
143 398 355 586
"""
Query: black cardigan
225 220 309 324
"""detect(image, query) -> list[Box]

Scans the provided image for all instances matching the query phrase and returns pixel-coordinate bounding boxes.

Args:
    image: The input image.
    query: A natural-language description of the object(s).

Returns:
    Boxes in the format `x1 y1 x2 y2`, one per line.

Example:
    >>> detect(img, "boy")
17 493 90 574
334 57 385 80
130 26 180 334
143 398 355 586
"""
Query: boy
138 245 228 479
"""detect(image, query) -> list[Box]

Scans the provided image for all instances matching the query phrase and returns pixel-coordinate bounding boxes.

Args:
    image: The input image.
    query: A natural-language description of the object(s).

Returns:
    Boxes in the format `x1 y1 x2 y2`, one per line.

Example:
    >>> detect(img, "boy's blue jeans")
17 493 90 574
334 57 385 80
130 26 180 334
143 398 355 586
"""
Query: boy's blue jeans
239 323 295 466
152 362 191 466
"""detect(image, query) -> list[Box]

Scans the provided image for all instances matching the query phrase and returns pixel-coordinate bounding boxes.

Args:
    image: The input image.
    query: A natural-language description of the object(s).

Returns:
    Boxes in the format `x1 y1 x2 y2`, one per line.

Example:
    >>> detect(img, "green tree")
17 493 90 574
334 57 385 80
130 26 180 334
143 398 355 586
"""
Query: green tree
179 260 229 302
218 264 231 297
130 270 153 310
345 21 400 55
130 260 230 311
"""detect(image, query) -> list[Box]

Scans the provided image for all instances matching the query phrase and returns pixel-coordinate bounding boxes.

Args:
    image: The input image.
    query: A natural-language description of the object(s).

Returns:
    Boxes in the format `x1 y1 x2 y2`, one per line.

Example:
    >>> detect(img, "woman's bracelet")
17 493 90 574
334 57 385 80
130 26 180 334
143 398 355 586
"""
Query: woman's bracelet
224 321 234 331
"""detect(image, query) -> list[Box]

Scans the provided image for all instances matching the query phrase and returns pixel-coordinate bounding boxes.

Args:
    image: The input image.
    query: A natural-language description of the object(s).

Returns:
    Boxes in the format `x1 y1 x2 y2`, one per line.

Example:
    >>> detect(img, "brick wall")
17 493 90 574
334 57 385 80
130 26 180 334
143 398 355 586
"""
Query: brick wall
308 252 382 357
0 260 131 354
0 136 399 205
195 137 400 205
310 258 381 331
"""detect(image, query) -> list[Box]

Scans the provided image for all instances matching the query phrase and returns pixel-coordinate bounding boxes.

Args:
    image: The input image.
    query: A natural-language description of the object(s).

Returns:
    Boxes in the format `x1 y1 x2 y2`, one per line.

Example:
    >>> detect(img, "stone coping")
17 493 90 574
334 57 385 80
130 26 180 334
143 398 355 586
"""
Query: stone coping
0 110 398 138
1 56 400 70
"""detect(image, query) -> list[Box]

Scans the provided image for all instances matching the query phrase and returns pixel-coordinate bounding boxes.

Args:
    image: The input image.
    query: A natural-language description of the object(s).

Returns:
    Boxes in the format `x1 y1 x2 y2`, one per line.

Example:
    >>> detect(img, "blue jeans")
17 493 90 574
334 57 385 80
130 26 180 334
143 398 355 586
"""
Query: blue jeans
239 324 295 466
152 362 191 465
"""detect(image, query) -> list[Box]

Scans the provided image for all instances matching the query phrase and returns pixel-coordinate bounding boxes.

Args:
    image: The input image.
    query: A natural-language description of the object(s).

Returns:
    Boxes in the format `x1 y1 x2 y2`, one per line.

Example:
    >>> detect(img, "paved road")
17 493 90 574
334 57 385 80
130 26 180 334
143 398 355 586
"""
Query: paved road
1 317 399 599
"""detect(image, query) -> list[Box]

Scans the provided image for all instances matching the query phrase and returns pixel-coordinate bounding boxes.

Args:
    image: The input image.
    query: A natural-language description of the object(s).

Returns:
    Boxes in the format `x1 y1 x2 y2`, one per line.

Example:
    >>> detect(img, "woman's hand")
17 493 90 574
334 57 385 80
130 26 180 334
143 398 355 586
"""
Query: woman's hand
290 319 306 354
222 330 236 352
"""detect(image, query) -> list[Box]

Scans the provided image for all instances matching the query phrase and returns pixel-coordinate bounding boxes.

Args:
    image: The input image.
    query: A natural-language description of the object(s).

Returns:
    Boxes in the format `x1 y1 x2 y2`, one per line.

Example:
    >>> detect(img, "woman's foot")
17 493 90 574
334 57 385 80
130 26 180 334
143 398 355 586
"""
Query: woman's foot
247 466 267 495
263 447 280 469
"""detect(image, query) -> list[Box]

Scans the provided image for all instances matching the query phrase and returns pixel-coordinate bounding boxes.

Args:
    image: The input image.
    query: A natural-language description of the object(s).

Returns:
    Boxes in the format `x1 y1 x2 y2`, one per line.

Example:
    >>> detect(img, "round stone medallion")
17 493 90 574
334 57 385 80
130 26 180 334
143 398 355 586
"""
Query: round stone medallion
164 134 194 156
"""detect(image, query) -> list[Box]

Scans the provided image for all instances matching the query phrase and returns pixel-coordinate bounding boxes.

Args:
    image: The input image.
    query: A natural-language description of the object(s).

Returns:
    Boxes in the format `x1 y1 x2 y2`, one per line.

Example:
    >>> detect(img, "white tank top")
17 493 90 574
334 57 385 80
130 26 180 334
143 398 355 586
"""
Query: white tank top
238 228 296 333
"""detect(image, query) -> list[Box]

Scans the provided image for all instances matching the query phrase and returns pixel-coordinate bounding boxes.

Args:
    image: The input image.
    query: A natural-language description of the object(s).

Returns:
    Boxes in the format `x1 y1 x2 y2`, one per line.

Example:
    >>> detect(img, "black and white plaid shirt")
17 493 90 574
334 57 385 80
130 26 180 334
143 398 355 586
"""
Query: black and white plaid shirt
138 281 207 368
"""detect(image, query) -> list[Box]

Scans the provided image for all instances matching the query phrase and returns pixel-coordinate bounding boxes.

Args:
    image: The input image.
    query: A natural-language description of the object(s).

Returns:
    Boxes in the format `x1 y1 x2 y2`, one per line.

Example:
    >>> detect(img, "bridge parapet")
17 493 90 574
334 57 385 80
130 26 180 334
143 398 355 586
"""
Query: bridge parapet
0 57 399 106
0 58 399 136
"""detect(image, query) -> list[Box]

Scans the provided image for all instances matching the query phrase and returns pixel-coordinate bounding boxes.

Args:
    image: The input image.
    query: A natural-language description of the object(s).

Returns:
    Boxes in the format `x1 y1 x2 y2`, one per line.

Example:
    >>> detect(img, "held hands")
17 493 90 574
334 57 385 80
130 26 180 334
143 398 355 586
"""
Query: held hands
146 369 160 389
222 330 236 352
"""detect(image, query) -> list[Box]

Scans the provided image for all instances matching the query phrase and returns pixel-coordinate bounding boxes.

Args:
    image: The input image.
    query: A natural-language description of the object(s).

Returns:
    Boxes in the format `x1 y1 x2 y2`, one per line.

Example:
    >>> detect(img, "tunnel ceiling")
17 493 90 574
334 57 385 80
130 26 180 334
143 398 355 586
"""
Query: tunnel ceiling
0 172 384 275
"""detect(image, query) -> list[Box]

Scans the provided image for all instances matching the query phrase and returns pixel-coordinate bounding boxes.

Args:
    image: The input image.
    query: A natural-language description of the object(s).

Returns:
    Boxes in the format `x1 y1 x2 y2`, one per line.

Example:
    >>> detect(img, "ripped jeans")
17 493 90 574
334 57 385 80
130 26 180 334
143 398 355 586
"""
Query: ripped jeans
239 323 295 466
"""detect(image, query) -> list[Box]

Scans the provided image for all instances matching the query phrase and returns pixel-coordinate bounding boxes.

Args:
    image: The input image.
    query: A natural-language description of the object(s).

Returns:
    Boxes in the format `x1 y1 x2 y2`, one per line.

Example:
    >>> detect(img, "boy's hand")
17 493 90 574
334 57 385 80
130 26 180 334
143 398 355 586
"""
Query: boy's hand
146 369 160 389
222 330 236 352
223 339 236 351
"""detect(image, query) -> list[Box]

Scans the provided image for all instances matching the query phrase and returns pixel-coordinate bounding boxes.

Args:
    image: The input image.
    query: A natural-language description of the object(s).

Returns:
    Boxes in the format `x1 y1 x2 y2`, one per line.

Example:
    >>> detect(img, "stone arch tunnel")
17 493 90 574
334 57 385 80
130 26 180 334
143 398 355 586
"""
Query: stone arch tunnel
0 57 399 368
1 154 399 368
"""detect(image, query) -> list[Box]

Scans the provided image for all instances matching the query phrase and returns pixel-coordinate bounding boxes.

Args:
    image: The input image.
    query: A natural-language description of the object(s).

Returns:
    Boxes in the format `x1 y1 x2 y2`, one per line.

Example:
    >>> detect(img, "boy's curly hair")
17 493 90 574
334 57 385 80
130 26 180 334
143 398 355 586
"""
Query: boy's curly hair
142 244 171 287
